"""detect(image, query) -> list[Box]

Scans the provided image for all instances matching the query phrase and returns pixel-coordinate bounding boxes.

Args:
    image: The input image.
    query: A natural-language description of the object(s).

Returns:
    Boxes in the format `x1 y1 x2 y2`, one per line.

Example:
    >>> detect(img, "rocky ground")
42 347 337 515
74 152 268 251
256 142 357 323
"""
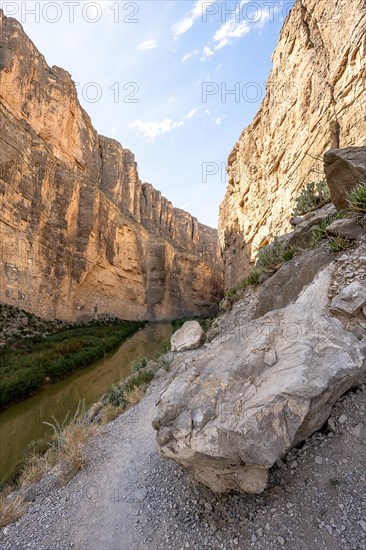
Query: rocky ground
1 373 365 550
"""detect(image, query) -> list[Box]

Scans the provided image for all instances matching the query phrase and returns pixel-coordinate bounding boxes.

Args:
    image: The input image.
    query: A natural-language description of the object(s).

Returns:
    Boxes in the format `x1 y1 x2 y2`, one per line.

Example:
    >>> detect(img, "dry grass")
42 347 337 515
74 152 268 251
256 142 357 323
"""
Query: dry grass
0 491 25 529
100 403 124 424
57 423 94 482
19 453 50 486
124 384 146 406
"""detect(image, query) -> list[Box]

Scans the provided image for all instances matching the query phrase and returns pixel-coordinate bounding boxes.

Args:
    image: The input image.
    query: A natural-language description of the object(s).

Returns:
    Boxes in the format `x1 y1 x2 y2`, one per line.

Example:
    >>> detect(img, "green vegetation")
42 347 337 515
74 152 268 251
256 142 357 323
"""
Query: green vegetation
0 321 144 409
347 182 366 213
311 211 348 246
256 238 297 272
102 369 154 409
328 236 354 252
224 239 297 303
292 180 331 216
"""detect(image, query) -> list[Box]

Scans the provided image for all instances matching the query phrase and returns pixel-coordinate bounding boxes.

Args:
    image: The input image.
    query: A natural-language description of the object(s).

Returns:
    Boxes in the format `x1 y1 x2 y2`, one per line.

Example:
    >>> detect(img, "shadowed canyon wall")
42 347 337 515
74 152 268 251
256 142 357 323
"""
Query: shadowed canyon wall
219 0 366 289
0 11 223 321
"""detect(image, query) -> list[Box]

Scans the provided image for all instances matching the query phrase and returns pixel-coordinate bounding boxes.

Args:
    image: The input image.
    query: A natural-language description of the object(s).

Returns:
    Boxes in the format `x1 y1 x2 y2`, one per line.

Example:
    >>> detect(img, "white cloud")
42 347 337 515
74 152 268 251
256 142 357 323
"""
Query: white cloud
200 0 274 59
130 109 198 141
182 50 199 62
200 46 214 60
215 117 222 125
186 108 198 119
212 18 250 51
172 0 216 38
138 40 158 51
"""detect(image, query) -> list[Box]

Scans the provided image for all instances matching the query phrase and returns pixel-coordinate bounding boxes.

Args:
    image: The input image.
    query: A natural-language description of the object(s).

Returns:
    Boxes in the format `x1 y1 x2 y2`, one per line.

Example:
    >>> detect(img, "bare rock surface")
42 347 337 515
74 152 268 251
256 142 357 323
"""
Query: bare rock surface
219 0 366 288
331 281 366 317
154 279 366 494
324 147 366 209
0 10 223 322
171 321 206 352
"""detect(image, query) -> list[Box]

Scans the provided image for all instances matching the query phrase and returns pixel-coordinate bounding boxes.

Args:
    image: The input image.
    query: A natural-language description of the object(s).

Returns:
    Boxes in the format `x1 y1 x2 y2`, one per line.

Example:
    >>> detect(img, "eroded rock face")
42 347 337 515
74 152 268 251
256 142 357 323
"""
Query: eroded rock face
324 147 366 209
170 321 206 352
219 0 366 289
154 296 366 494
0 11 223 321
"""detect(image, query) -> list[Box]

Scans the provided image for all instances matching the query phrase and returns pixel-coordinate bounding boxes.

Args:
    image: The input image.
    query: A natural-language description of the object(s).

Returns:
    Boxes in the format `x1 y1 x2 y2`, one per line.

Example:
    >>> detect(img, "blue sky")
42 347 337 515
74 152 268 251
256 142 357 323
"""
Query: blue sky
3 0 295 227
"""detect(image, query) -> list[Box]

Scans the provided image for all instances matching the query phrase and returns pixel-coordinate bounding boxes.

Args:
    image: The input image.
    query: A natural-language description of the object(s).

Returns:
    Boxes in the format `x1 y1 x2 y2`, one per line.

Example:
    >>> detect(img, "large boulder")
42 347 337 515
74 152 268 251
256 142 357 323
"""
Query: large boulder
154 275 366 494
170 321 206 352
324 147 366 209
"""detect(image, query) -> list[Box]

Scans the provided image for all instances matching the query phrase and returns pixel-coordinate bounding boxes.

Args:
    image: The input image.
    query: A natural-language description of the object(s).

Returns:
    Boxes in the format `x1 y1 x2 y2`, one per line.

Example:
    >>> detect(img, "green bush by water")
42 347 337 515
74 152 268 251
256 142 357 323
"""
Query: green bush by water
0 321 143 409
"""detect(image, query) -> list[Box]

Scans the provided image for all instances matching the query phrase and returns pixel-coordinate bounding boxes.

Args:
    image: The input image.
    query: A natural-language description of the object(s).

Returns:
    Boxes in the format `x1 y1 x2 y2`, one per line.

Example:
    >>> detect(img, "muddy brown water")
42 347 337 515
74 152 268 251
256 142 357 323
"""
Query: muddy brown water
0 323 173 482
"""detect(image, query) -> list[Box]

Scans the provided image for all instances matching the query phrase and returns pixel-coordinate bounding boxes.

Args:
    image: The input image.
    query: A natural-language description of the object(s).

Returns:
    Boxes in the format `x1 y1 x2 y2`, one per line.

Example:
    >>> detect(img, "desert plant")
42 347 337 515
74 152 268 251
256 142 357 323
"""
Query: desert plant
103 384 126 408
131 356 149 373
256 238 297 272
0 491 25 528
347 182 366 213
311 211 348 246
328 236 354 252
292 180 331 216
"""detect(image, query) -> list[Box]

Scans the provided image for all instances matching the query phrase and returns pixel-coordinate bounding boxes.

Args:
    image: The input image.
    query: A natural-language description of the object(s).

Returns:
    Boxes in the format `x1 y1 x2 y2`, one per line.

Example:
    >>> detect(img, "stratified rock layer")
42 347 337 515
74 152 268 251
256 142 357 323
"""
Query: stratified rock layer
0 11 223 321
219 0 366 289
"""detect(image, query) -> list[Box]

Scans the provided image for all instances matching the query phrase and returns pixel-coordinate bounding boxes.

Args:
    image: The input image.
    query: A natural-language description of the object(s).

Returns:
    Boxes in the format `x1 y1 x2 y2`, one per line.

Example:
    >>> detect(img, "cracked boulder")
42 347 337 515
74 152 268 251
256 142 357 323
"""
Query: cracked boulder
154 302 366 494
170 321 206 352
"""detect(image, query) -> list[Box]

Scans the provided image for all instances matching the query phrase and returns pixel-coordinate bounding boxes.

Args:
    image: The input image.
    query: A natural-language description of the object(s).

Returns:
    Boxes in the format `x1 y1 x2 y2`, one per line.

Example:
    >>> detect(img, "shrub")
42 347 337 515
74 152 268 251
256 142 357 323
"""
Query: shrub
103 384 126 408
256 238 297 272
347 182 366 213
123 370 154 393
292 180 331 216
328 236 354 252
0 321 143 409
311 211 349 247
131 356 149 373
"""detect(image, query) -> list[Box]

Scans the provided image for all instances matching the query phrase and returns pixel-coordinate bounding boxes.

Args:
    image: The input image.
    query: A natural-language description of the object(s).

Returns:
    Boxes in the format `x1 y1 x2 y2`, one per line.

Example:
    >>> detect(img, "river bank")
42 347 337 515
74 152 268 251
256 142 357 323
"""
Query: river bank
0 323 173 484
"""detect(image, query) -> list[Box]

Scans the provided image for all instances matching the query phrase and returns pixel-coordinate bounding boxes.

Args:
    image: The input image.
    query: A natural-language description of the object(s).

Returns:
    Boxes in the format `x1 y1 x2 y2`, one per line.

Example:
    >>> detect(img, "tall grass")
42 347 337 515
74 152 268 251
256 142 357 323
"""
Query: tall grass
0 321 144 409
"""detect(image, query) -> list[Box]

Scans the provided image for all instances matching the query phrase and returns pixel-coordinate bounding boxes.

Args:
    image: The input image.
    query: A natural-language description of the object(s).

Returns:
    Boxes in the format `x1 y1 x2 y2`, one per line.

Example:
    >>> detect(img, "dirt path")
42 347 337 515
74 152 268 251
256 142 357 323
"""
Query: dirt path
1 377 365 550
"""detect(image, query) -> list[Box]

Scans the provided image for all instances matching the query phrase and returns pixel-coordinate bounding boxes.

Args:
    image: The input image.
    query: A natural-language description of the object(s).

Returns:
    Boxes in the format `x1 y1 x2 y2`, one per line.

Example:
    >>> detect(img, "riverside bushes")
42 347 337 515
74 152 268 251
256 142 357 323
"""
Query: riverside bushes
0 321 143 409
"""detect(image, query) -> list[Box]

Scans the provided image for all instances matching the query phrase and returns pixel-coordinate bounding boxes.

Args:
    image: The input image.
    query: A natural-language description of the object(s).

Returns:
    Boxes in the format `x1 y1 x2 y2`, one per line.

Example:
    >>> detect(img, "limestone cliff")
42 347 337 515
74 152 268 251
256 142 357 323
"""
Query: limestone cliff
219 0 366 289
0 11 223 322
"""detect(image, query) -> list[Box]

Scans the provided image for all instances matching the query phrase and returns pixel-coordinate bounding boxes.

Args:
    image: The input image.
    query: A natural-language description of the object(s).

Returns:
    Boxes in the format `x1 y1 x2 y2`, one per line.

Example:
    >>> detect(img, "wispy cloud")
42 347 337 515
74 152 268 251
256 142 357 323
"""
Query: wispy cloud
130 109 198 141
172 0 216 39
201 0 275 59
138 40 158 51
182 50 199 62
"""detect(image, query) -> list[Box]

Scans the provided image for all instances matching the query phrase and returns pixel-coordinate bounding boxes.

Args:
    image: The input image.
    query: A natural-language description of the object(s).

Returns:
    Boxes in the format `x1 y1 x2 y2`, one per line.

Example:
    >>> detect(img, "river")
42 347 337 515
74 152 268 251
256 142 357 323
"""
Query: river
0 322 173 483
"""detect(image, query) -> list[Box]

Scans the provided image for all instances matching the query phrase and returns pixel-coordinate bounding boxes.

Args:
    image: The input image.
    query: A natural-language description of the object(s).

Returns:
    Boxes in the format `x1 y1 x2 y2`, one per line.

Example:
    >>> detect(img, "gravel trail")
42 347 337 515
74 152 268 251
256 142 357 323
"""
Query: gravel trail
1 378 365 550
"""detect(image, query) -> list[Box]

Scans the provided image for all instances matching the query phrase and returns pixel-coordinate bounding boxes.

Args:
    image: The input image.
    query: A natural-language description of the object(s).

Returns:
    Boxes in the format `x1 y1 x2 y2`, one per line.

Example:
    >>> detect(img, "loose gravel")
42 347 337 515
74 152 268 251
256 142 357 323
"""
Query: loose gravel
1 377 365 550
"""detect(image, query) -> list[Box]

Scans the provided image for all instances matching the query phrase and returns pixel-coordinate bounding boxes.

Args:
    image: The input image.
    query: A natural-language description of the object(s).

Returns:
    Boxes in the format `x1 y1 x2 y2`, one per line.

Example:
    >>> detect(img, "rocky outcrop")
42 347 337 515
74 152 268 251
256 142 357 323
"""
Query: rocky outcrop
219 0 366 289
324 147 366 209
170 321 206 352
154 240 366 494
0 11 223 321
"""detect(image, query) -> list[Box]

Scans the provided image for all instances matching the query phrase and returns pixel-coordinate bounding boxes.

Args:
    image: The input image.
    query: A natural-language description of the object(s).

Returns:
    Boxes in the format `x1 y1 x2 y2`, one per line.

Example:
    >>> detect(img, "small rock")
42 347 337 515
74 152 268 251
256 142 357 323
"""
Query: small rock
315 456 324 465
338 414 348 424
277 536 285 545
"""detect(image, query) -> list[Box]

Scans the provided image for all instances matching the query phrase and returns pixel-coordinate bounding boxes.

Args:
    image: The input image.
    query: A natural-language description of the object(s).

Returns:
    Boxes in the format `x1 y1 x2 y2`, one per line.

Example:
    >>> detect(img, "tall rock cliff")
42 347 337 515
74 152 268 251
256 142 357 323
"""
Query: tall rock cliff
219 0 366 289
0 11 223 322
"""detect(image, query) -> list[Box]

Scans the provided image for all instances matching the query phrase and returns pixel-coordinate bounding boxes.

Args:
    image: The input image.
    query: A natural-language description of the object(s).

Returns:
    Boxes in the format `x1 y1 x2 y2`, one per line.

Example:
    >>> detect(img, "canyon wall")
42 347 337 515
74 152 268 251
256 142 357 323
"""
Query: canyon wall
219 0 366 289
0 10 223 322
